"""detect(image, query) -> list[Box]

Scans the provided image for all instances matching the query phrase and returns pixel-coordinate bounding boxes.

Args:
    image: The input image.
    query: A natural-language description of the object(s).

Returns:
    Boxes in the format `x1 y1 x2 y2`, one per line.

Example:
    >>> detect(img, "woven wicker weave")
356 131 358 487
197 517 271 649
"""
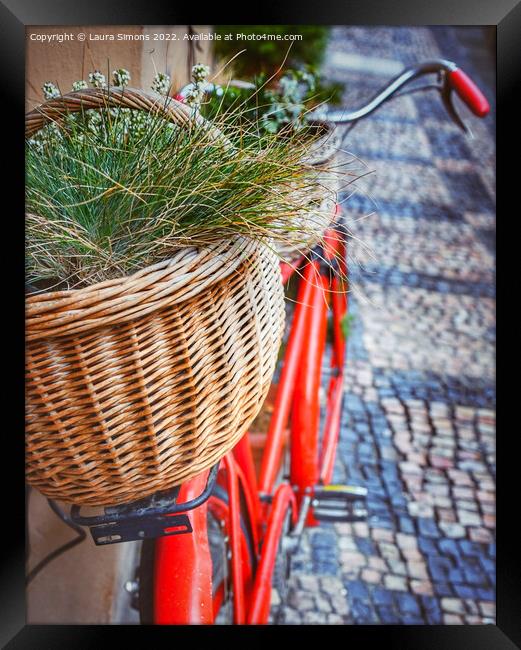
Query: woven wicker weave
25 88 285 506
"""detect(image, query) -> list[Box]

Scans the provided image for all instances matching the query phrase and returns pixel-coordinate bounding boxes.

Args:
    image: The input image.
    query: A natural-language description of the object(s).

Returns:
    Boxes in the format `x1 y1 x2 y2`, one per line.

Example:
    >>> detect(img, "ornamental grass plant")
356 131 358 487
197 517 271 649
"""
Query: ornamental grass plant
26 67 335 291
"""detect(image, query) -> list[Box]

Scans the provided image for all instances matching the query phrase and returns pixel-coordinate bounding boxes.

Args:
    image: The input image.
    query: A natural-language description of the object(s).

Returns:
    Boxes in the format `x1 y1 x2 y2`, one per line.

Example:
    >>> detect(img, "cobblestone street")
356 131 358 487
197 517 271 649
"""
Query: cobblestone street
278 27 495 625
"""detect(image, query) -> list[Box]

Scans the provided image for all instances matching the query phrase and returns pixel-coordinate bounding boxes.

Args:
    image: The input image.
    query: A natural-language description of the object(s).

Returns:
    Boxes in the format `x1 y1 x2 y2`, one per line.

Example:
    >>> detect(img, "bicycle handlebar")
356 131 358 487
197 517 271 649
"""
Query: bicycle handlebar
176 58 490 134
448 68 490 117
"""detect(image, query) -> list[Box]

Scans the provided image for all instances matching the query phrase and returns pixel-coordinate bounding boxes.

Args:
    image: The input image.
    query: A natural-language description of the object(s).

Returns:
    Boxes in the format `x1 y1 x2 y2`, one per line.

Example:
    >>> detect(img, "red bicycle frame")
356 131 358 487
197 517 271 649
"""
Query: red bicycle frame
150 56 492 625
150 206 349 625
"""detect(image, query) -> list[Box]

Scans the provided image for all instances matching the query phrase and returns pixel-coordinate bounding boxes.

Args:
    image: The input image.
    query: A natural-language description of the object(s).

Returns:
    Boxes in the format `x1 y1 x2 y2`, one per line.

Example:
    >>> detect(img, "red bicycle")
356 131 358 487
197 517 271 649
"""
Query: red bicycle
33 59 490 625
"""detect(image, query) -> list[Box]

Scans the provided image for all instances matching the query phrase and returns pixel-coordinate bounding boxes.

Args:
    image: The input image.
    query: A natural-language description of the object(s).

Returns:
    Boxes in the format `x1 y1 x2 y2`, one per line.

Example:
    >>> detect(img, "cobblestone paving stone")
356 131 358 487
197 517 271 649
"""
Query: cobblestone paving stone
275 27 495 625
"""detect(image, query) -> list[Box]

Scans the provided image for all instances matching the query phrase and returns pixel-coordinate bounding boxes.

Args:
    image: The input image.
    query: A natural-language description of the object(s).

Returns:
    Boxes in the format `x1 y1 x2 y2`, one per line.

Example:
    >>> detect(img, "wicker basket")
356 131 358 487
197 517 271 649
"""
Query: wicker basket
276 120 342 263
25 88 285 506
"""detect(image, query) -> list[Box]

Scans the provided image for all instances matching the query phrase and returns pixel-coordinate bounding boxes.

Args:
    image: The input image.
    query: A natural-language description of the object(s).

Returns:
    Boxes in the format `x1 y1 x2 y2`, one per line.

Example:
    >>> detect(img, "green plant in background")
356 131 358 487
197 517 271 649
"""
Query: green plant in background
26 66 326 290
201 67 342 138
211 25 343 118
341 313 355 340
260 68 322 133
214 26 330 77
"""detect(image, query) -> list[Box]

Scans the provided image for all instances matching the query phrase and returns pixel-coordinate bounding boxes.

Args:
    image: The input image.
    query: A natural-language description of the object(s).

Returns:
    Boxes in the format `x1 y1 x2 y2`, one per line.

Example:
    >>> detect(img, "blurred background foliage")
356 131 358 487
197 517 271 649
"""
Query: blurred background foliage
214 25 330 77
212 26 343 115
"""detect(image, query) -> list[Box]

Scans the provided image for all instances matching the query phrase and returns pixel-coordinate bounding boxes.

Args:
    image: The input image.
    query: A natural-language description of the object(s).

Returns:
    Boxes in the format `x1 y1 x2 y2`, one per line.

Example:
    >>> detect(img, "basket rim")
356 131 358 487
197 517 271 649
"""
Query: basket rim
25 86 228 143
304 119 341 166
26 235 259 341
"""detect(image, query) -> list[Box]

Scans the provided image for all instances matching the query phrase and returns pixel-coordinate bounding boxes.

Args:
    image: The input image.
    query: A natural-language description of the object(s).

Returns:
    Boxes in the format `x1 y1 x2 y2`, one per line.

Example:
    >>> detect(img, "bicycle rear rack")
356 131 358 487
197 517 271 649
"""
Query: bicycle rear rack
48 463 220 546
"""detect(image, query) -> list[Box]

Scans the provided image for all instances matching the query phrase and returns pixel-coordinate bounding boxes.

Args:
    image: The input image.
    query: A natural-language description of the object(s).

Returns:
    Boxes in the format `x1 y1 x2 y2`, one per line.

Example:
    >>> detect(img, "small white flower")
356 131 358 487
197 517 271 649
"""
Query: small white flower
42 82 60 100
184 85 205 107
192 63 210 83
85 110 102 134
63 114 78 130
72 80 88 92
27 137 44 154
87 110 102 123
112 68 131 88
125 110 153 138
151 72 171 96
88 71 107 89
38 121 64 143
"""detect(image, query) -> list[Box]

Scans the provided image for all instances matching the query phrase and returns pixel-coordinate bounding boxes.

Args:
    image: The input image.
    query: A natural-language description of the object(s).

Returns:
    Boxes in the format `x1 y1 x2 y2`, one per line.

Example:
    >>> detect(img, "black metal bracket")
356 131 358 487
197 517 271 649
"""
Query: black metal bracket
89 512 193 545
48 462 220 546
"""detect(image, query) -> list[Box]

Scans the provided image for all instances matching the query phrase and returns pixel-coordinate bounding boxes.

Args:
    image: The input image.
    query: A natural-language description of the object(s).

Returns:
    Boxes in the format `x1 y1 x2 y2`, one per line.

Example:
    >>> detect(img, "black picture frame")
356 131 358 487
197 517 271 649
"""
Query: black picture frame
1 1 514 647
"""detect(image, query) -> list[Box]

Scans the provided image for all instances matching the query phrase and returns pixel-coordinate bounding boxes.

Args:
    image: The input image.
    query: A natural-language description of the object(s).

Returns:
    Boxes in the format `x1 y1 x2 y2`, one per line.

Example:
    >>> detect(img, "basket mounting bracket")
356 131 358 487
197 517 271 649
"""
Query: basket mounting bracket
48 463 220 546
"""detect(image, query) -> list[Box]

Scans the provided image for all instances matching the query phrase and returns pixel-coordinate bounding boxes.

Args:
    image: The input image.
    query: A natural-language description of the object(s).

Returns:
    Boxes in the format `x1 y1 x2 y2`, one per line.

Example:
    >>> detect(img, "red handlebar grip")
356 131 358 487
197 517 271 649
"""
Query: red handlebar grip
449 69 490 118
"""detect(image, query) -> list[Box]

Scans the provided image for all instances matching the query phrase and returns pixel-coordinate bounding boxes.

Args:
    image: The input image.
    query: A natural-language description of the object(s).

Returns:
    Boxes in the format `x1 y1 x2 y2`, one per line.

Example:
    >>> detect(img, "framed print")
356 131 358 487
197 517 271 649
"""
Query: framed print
1 0 516 647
